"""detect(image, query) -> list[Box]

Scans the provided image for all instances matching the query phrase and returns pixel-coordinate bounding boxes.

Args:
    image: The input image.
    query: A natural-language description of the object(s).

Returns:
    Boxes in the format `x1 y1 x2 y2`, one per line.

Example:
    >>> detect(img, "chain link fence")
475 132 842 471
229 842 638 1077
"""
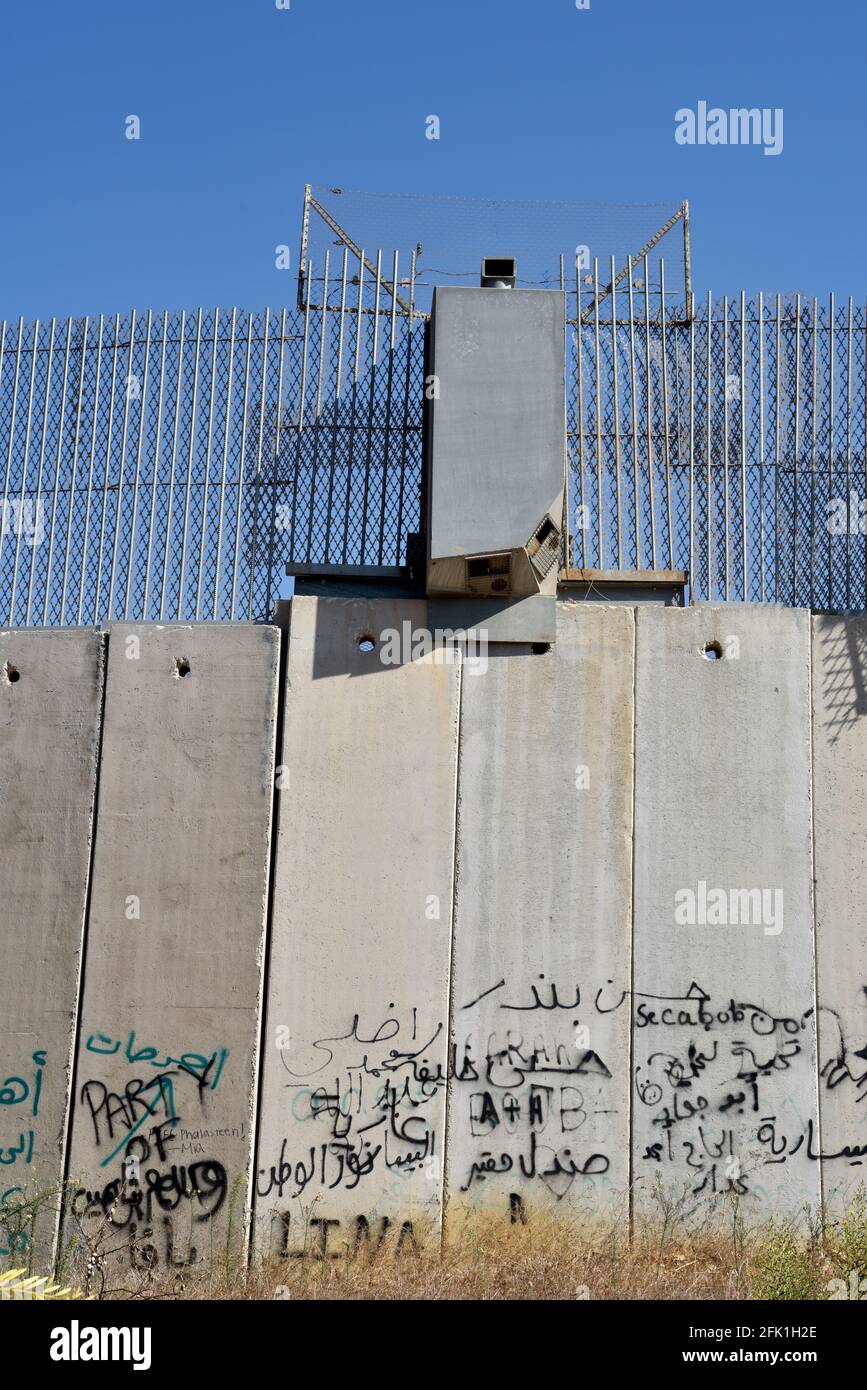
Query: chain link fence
0 273 424 626
568 261 867 610
2 252 866 626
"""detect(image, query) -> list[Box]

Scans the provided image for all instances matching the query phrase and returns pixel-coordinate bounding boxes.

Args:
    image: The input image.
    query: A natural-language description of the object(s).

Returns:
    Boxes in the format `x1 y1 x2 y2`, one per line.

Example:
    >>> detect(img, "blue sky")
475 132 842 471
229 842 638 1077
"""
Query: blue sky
0 0 862 319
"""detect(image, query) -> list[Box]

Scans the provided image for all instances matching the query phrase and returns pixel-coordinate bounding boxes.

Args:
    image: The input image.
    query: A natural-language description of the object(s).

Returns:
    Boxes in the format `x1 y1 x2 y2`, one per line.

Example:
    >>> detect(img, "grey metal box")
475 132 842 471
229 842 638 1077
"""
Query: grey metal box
426 286 565 599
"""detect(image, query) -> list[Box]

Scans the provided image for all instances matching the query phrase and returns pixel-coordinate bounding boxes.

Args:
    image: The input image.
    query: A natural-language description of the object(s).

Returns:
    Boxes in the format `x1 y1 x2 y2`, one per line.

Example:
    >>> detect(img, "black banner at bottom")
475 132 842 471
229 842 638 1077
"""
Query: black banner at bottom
0 1296 861 1377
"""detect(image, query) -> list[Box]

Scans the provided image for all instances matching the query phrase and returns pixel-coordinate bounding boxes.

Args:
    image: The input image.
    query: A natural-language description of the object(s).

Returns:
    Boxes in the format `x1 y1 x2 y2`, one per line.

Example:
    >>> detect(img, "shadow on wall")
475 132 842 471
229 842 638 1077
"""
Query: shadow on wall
309 597 546 681
817 614 867 744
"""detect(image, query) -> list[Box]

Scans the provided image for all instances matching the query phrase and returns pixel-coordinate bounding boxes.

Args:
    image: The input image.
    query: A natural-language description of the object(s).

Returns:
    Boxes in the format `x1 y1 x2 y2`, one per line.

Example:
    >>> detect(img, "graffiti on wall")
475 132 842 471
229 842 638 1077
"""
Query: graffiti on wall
258 974 627 1253
7 987 867 1269
257 1005 446 1256
69 1028 234 1268
633 980 867 1215
0 1049 47 1258
451 975 625 1205
258 973 867 1252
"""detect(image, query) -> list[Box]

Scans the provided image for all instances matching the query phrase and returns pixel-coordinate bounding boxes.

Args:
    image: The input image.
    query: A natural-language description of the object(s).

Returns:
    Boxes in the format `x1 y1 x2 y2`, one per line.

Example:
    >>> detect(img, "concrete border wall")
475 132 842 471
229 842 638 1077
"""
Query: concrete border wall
254 597 459 1259
62 624 279 1273
0 630 104 1266
812 614 867 1216
2 600 867 1273
446 603 634 1228
633 607 819 1221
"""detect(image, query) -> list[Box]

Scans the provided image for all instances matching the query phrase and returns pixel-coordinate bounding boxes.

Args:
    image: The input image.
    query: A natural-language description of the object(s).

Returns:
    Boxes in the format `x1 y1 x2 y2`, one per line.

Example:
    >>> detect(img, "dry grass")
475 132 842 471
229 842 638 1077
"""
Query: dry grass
94 1200 866 1301
9 1182 867 1301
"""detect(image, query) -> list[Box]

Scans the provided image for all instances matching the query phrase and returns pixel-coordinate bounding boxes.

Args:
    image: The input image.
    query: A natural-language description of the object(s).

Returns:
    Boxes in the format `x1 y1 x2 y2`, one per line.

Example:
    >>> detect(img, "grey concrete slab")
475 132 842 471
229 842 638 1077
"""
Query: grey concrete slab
0 630 104 1268
445 603 634 1229
811 614 867 1215
428 594 556 645
64 624 279 1274
633 606 818 1224
255 596 459 1259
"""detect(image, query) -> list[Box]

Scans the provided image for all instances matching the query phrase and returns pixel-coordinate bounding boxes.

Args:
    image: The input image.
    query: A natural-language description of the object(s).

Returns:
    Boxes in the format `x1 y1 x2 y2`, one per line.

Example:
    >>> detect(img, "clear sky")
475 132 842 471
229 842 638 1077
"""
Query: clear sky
0 0 862 319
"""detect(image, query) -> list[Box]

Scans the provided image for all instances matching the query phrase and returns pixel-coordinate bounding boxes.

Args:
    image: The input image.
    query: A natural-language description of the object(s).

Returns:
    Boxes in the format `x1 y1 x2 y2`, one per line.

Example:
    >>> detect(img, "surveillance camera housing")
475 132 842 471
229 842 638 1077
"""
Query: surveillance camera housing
480 256 517 289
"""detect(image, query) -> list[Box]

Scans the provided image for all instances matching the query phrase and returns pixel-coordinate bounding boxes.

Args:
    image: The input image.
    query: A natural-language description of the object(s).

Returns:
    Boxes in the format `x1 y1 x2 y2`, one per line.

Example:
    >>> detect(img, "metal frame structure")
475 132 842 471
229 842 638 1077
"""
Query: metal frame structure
297 184 692 321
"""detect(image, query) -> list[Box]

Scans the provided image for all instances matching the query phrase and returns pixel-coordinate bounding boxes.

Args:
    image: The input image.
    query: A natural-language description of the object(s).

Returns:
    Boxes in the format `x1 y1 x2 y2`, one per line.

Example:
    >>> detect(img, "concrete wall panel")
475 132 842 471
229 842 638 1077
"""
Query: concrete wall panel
811 614 867 1216
445 603 634 1228
64 624 279 1273
633 606 818 1223
0 630 104 1267
5 598 860 1265
255 597 459 1259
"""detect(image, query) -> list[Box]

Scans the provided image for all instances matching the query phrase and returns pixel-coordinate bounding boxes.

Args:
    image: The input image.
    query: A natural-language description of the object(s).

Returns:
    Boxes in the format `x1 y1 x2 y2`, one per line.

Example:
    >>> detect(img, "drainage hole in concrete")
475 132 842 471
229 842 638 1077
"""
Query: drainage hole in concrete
174 657 191 678
357 634 376 654
703 641 723 661
3 662 20 684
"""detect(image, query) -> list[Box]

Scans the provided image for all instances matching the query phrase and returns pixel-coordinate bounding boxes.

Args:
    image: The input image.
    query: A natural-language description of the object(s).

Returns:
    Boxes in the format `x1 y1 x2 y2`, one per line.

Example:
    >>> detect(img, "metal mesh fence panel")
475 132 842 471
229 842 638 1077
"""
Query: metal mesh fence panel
2 253 866 627
566 266 867 611
0 265 425 626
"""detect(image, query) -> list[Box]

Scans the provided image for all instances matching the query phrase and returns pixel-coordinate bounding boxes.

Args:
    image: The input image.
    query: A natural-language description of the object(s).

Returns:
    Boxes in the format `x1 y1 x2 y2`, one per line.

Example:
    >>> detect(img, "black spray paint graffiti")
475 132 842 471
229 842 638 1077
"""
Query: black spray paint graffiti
263 980 626 1225
453 976 625 1200
262 975 867 1240
273 1210 420 1260
633 980 867 1213
71 1160 228 1267
73 1033 236 1268
816 993 867 1102
262 1006 446 1234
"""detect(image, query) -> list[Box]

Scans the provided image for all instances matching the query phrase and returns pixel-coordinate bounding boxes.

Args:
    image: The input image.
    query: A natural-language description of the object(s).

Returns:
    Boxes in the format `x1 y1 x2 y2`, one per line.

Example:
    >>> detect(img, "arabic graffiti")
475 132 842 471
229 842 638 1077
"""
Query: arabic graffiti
258 1006 445 1253
448 971 867 1215
0 1050 46 1257
9 973 860 1272
813 993 867 1213
451 975 625 1204
70 1159 229 1269
84 1030 228 1090
257 977 632 1247
0 1051 45 1170
71 1028 235 1268
632 981 827 1212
